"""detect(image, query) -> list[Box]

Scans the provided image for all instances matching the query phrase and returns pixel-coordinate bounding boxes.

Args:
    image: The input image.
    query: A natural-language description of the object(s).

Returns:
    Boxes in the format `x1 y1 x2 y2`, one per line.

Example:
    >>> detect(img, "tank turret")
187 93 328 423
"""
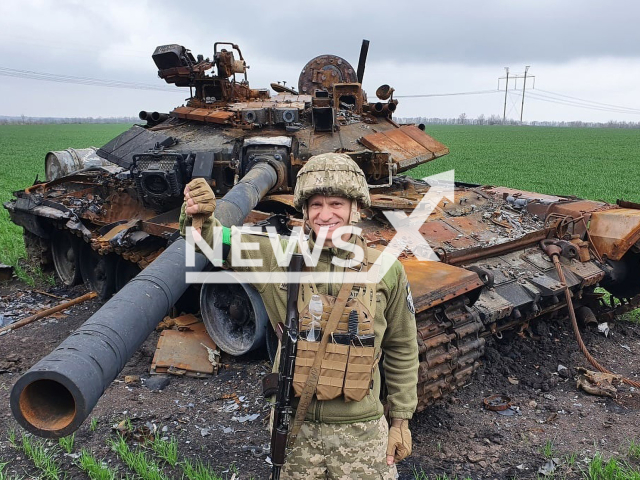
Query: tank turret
6 40 640 437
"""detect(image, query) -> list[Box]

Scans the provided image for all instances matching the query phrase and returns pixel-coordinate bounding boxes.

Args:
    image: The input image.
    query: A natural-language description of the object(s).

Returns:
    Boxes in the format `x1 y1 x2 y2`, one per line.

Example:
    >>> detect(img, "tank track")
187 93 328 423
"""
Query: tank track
415 296 485 411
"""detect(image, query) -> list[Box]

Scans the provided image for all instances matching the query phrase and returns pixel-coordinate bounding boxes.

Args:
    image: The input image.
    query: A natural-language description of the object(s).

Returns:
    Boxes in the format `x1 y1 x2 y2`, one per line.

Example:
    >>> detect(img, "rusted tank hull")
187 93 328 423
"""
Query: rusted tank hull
10 162 279 438
5 39 640 437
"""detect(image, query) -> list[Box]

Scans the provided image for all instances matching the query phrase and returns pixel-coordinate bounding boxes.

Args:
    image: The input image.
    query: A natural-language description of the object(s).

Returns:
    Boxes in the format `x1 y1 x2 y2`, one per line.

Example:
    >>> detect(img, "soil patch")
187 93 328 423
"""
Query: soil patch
1 279 639 479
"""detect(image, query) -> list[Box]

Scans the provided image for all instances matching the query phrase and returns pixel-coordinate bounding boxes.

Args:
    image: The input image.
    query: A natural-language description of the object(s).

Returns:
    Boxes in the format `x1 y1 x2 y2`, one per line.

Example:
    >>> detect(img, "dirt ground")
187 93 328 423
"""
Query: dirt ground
1 279 639 479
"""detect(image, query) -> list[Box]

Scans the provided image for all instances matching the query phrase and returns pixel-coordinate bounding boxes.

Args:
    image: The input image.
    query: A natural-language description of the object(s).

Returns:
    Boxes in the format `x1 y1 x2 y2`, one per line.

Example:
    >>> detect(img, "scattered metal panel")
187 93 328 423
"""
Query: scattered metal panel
97 126 176 169
588 208 640 261
399 125 450 157
151 318 219 377
403 259 484 312
97 219 139 244
141 208 182 238
171 107 236 125
359 125 448 173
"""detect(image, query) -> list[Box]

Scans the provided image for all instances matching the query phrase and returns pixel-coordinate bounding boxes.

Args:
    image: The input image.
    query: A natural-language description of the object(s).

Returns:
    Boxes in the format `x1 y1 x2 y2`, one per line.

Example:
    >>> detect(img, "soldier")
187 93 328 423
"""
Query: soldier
181 153 418 479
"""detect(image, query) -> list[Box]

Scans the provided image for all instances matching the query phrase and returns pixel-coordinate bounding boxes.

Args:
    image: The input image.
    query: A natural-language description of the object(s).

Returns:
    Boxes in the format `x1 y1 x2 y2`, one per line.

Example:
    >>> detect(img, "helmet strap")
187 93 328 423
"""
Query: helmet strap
302 204 311 234
350 200 360 225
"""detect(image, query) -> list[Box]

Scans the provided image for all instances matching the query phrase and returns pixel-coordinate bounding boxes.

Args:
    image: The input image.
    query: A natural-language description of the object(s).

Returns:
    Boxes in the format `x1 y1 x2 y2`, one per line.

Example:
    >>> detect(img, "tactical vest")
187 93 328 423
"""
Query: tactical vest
292 241 380 402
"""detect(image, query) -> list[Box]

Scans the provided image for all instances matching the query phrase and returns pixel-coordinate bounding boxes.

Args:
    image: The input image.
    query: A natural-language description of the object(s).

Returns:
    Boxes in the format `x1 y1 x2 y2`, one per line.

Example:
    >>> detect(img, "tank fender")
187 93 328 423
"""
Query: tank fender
402 259 485 313
588 208 640 261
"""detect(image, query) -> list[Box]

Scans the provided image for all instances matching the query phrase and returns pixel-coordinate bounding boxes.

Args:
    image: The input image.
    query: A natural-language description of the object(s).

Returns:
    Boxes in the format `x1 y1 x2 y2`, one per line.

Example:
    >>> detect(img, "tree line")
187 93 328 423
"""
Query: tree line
397 114 640 129
3 114 640 129
0 115 137 125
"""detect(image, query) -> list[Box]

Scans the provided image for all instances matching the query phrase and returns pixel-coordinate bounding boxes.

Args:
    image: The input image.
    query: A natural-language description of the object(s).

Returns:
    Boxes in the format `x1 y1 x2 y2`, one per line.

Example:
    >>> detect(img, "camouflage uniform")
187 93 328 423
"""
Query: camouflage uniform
181 153 417 479
281 416 397 479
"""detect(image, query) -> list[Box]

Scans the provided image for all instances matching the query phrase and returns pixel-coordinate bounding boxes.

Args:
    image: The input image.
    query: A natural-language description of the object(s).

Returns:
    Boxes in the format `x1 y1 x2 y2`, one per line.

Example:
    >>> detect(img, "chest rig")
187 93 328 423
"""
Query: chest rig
292 239 380 402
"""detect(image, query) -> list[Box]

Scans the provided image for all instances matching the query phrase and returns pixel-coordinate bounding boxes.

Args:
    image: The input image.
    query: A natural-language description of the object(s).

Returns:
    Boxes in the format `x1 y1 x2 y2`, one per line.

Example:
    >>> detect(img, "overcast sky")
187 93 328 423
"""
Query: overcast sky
2 0 640 123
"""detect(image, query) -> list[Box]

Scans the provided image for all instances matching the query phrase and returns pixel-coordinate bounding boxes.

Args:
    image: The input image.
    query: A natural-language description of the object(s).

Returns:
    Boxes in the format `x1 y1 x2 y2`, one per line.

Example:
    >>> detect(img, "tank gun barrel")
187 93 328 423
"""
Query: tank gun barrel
10 162 279 438
356 39 369 84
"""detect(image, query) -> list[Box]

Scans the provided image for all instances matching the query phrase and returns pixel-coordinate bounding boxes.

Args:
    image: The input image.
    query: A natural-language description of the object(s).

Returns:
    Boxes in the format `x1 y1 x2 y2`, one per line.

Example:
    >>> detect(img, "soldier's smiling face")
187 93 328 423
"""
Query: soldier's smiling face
307 194 352 247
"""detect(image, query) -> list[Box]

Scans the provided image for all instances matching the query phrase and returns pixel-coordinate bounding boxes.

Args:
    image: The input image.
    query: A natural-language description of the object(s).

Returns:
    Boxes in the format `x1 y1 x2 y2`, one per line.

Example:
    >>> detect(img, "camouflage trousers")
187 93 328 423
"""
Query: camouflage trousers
281 416 398 479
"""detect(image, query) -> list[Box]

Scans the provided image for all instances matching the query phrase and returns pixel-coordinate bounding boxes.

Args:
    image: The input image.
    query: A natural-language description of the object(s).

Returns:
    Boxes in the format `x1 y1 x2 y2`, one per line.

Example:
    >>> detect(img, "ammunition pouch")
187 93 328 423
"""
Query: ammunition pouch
293 293 377 402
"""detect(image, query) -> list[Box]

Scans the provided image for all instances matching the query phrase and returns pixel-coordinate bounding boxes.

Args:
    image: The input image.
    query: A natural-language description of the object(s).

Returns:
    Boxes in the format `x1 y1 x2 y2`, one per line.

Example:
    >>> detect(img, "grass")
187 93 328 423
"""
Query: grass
7 420 235 479
629 439 640 460
541 439 556 459
150 436 178 467
0 124 131 278
595 287 640 323
77 449 118 480
89 417 99 432
411 468 471 480
181 459 225 480
19 434 63 479
585 452 640 479
412 125 640 205
109 434 168 480
2 124 640 281
58 433 75 454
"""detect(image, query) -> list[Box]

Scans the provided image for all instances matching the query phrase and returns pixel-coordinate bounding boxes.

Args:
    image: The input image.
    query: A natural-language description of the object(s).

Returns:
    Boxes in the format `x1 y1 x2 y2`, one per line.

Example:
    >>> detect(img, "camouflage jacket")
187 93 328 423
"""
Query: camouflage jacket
180 205 419 423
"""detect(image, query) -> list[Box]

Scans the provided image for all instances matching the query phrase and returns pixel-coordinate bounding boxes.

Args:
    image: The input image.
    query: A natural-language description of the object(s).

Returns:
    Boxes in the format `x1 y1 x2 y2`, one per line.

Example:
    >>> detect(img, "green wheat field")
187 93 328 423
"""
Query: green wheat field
1 124 639 271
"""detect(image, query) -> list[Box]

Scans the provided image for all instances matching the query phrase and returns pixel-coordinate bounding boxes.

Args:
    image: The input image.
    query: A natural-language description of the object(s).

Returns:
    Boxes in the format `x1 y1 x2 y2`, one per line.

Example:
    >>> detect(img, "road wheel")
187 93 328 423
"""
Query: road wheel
51 231 82 286
79 244 116 299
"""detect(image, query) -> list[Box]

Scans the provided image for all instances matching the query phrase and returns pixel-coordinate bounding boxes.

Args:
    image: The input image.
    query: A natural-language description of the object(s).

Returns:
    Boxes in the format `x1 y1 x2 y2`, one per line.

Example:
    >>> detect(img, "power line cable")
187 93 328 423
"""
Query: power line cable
395 89 501 98
520 91 640 114
0 67 176 92
536 88 640 113
509 90 640 116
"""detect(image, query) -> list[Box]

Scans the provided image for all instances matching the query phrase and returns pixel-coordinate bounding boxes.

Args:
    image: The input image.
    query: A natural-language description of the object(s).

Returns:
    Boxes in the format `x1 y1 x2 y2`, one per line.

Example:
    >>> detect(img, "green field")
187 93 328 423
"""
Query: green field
0 124 132 276
1 124 638 273
412 125 640 204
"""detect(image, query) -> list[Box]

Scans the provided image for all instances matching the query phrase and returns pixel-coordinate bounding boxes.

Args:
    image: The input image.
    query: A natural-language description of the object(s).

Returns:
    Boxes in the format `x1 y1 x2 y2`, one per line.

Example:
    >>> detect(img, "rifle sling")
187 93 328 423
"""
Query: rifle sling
287 278 355 448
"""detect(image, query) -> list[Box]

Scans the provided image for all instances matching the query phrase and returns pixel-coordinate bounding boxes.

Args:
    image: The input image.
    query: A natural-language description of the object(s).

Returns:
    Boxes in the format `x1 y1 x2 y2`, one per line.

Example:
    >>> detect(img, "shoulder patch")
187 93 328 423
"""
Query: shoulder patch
406 283 415 315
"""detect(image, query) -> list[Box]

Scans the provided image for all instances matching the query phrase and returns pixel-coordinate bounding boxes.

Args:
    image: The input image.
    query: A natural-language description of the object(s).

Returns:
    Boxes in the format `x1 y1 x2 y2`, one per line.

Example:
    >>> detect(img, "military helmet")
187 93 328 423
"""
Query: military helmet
293 153 371 211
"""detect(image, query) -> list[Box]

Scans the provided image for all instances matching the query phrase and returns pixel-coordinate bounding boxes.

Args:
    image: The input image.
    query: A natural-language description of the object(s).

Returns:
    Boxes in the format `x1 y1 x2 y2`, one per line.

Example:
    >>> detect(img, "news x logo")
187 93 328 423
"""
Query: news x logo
185 171 455 285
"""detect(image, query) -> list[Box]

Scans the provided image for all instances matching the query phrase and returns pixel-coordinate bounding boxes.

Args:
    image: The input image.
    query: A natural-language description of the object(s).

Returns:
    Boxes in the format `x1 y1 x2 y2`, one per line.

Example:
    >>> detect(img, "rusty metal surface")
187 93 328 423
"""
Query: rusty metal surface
588 208 640 261
415 297 485 411
403 259 484 311
297 54 358 95
172 107 236 124
359 125 449 172
151 318 218 377
7 39 640 416
141 208 182 238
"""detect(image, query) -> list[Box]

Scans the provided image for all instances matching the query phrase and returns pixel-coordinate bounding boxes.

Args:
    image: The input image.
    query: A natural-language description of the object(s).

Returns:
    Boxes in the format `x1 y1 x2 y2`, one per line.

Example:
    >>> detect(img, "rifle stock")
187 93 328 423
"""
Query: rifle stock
270 253 304 479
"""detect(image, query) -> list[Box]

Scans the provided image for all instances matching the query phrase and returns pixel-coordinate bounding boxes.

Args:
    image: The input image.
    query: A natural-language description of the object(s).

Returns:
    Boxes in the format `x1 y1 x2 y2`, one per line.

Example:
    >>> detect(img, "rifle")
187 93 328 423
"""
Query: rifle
270 253 304 480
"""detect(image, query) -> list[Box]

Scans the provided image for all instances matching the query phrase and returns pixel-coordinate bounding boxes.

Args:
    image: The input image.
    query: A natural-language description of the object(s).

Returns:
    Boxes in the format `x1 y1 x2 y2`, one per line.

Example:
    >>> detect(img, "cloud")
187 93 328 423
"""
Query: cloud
1 0 640 121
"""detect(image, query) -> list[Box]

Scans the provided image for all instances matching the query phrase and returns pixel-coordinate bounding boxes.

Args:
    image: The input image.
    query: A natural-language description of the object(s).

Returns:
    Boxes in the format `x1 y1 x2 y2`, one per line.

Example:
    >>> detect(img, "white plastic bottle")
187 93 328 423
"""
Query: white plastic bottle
307 294 323 342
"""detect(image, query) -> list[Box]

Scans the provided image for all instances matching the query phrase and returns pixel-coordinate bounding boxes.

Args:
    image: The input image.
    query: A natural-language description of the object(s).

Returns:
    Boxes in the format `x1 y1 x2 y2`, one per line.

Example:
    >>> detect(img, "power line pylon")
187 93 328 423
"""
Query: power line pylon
498 67 535 122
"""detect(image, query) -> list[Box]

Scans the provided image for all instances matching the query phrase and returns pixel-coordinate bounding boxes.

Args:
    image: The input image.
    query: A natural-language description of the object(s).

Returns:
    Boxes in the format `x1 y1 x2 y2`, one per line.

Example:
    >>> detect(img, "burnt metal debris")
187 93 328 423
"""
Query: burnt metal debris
4 40 640 437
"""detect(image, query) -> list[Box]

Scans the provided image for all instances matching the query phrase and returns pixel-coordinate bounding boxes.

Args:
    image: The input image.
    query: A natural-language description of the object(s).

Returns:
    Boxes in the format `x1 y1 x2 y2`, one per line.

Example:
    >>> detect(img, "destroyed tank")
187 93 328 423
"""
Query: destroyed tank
6 40 640 438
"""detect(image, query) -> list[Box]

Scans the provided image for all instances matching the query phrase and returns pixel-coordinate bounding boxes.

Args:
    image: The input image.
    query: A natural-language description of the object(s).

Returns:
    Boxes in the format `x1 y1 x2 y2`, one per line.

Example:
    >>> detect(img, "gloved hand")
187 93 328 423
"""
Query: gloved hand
184 178 216 232
386 418 411 465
